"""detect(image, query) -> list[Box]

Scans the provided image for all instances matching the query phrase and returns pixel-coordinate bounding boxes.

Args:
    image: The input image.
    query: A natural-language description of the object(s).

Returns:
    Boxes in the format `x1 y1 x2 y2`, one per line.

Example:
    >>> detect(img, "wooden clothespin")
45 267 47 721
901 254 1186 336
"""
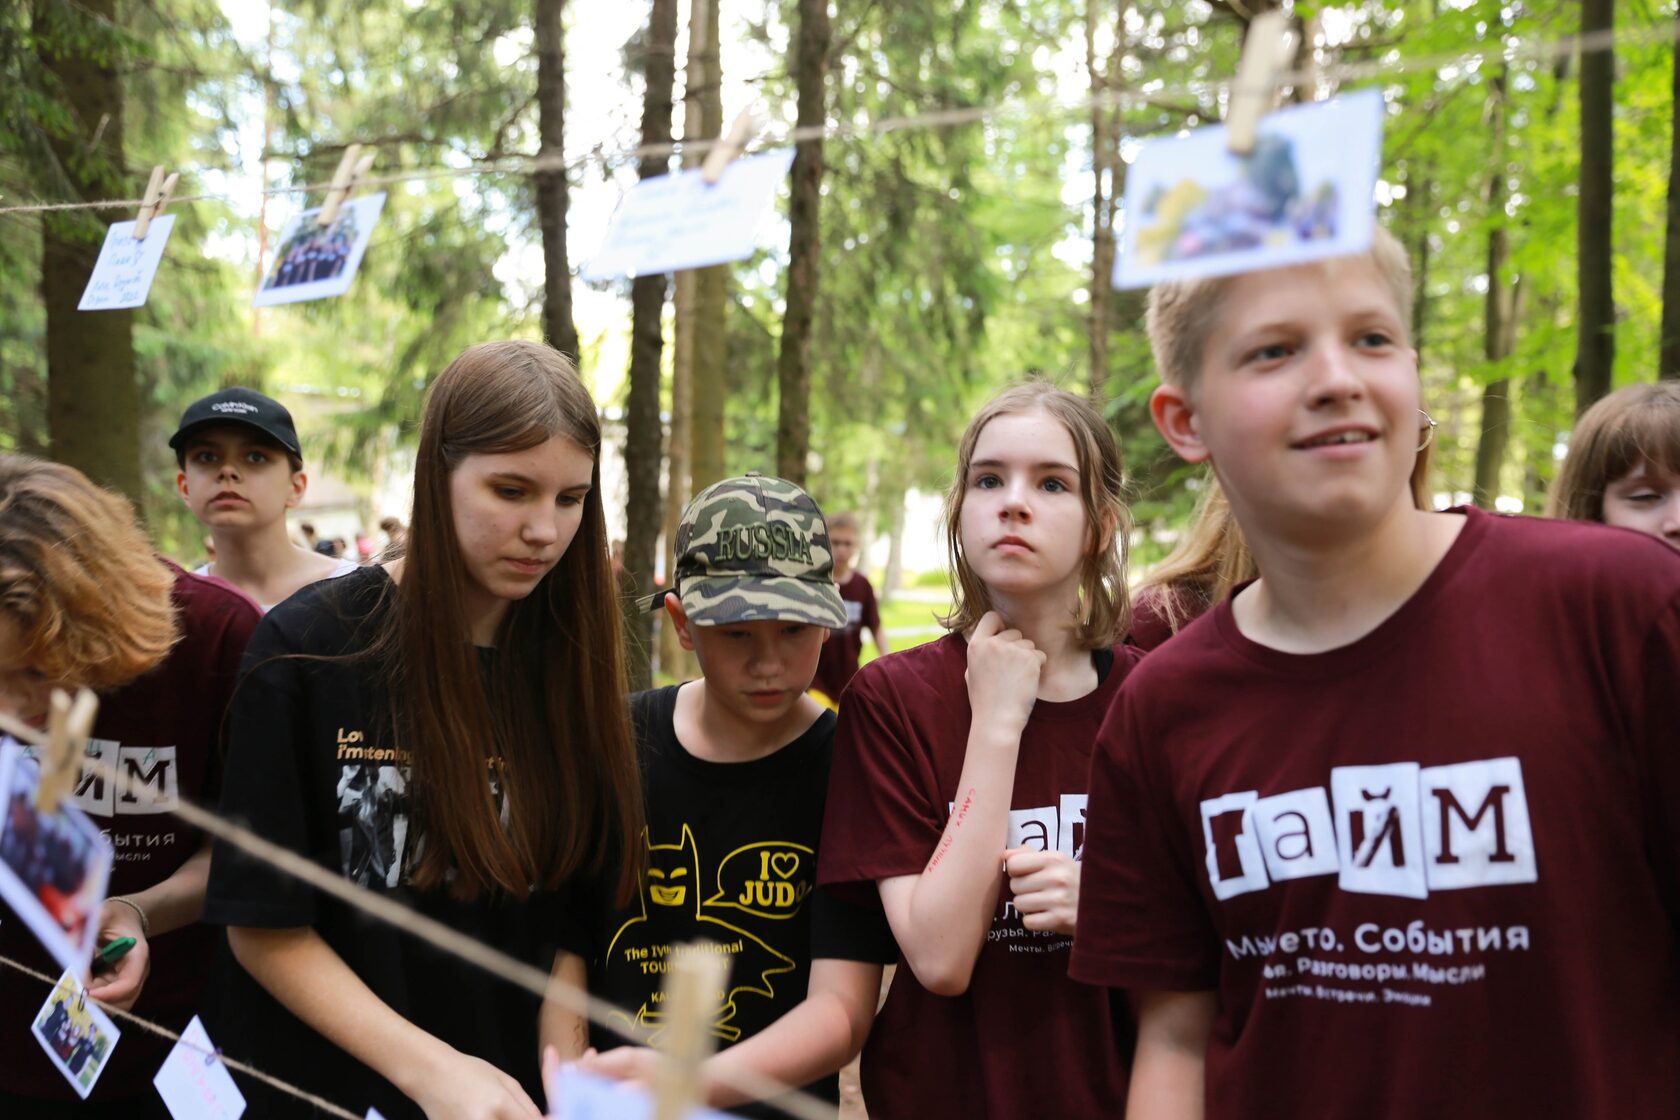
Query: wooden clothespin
651 945 729 1120
133 165 179 241
701 108 763 185
1225 9 1292 156
34 687 97 814
317 144 376 228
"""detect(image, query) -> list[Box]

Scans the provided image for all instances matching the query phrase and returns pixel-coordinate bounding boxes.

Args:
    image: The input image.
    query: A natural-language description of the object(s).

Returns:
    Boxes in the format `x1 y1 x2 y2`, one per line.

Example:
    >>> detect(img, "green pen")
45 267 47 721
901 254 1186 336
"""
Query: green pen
97 936 136 968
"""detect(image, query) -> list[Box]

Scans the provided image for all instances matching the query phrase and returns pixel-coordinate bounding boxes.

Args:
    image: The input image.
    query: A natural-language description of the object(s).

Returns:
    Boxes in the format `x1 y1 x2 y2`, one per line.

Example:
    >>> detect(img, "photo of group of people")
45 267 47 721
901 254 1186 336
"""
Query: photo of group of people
252 192 386 308
0 741 114 976
267 227 352 289
31 970 121 1099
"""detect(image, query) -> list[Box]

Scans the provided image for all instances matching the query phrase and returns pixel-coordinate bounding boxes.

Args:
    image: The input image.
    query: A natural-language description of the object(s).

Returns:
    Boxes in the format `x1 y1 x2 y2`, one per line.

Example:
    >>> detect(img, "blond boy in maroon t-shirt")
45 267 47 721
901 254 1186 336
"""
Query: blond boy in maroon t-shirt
1070 228 1680 1119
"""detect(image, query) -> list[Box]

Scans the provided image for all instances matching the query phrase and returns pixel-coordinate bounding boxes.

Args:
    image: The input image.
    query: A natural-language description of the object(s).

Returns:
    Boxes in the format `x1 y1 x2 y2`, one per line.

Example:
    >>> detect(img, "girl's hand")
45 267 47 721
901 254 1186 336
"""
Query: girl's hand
84 899 151 1012
412 1050 543 1120
1004 846 1080 935
965 612 1045 735
575 1044 661 1086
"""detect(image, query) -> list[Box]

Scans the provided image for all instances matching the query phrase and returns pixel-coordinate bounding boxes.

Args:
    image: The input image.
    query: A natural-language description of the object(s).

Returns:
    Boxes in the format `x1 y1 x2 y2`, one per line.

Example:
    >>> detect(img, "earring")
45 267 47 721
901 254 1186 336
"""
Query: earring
1416 409 1437 453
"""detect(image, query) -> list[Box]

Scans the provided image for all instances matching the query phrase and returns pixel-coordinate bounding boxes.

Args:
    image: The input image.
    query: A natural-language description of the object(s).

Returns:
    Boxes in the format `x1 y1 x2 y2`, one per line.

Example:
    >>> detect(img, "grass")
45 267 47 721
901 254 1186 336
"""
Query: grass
860 588 952 666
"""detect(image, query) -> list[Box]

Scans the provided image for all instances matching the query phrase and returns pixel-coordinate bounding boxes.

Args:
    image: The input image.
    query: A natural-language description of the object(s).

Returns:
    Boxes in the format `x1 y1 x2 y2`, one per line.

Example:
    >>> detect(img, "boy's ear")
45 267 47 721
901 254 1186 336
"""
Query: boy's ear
1151 383 1211 465
664 594 697 652
175 471 191 505
286 469 309 510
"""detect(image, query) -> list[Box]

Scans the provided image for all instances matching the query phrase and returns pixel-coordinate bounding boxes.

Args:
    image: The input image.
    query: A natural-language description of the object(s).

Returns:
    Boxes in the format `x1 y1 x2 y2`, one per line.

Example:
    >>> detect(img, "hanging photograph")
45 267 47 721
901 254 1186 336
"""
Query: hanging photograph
1114 89 1385 289
31 969 122 1099
252 193 387 307
581 149 796 281
0 741 114 978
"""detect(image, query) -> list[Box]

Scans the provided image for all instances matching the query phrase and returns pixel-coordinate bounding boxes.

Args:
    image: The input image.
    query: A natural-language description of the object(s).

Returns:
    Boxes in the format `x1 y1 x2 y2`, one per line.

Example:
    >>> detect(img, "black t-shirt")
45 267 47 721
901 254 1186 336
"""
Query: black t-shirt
583 685 895 1119
201 566 586 1120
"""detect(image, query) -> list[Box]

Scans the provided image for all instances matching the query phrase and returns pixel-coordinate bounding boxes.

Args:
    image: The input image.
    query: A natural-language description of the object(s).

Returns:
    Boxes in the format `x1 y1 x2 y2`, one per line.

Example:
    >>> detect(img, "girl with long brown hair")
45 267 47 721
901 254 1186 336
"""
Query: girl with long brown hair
203 341 643 1120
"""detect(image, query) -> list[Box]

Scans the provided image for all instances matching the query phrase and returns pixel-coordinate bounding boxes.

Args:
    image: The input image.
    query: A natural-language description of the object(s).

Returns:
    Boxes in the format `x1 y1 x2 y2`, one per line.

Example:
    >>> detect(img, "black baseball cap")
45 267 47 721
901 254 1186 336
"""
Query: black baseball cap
168 387 302 459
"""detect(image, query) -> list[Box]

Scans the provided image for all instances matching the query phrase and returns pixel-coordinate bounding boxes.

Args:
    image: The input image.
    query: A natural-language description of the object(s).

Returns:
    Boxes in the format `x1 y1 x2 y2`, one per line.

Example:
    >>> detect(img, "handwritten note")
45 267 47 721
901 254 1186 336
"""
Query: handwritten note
582 149 795 282
78 216 176 311
153 1016 245 1120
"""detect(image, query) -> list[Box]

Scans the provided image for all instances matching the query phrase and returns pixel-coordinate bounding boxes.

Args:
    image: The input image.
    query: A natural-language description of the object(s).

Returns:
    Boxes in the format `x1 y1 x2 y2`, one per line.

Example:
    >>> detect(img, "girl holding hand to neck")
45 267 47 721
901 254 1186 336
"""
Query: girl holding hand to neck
816 382 1142 1119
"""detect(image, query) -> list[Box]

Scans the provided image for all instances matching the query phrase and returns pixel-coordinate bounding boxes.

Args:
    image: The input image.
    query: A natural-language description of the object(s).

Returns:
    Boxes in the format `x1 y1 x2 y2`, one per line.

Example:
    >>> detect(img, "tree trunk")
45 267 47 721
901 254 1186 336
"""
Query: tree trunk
1526 289 1566 508
862 439 882 597
659 0 714 683
1473 68 1517 509
775 0 830 485
535 0 580 360
881 485 907 606
689 0 728 492
1087 0 1126 402
1407 169 1433 364
36 0 141 506
1575 0 1614 414
1662 25 1680 379
622 0 679 691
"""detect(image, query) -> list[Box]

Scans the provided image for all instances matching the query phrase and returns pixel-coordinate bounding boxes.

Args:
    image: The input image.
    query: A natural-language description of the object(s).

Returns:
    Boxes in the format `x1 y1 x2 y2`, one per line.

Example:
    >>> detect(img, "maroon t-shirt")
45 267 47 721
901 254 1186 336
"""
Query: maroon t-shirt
818 634 1140 1119
811 571 881 701
0 561 259 1102
1070 508 1680 1119
1124 583 1210 651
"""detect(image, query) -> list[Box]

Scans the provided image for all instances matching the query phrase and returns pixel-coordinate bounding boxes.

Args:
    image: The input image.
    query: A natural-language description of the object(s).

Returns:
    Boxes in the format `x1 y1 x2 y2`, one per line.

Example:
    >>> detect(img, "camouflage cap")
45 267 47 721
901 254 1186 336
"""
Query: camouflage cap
672 472 847 628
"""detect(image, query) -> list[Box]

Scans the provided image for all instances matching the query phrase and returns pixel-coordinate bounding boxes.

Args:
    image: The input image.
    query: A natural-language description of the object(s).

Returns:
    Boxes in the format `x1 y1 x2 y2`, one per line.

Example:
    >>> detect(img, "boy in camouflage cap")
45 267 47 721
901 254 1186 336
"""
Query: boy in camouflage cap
576 473 895 1109
670 471 848 629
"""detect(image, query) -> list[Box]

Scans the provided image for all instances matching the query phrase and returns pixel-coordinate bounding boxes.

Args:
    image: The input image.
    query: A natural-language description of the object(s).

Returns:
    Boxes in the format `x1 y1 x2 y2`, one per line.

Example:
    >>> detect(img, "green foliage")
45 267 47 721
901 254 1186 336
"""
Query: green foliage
4 0 1679 563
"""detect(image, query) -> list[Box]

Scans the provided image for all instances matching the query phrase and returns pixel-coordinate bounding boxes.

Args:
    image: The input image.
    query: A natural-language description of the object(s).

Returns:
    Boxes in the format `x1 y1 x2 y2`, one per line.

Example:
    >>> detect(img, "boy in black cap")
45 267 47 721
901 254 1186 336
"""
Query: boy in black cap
171 387 354 611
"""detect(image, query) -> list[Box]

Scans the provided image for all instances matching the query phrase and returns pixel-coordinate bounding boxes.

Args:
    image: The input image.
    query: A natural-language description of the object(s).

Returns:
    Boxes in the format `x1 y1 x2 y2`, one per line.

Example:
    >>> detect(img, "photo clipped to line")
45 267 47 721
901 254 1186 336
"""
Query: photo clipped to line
1114 88 1384 290
0 739 115 977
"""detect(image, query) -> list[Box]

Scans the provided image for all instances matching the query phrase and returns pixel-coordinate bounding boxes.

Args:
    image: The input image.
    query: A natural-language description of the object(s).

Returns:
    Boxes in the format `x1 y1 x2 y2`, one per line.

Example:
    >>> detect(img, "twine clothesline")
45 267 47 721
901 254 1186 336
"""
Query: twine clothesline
0 18 1665 219
0 953 364 1120
0 713 838 1120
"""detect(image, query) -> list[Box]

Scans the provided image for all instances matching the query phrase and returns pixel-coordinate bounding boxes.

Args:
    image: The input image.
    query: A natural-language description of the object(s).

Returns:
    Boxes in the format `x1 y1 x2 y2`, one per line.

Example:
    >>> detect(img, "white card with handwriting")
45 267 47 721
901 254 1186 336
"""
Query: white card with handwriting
78 216 176 311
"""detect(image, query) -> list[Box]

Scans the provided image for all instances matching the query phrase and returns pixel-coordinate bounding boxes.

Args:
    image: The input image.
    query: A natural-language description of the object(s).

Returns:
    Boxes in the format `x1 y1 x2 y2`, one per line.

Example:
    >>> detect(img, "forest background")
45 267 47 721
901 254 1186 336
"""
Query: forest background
1 0 1671 686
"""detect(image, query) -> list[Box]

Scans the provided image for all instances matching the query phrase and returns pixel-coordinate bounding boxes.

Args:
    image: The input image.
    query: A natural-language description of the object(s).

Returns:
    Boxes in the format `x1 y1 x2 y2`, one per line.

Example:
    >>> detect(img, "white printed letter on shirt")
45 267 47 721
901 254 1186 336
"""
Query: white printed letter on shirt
1422 757 1537 890
1332 764 1427 898
1254 786 1339 882
1200 791 1269 900
1009 805 1057 852
1058 794 1088 860
117 746 179 814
